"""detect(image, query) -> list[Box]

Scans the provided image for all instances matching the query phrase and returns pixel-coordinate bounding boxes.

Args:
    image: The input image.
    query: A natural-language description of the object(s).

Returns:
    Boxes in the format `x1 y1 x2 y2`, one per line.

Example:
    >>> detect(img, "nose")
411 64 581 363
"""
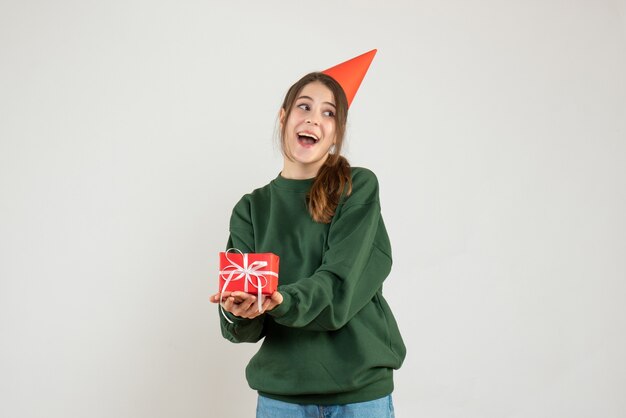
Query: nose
305 118 319 126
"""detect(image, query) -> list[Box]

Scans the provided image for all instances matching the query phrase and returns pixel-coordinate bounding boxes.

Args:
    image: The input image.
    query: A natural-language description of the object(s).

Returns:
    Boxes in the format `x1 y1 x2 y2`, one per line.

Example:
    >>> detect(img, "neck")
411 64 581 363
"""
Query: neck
281 163 320 180
281 156 329 180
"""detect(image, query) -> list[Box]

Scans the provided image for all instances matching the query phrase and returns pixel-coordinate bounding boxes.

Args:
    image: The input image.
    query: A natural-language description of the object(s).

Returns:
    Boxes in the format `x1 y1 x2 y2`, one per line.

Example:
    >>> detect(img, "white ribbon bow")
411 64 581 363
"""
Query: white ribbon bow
219 248 278 323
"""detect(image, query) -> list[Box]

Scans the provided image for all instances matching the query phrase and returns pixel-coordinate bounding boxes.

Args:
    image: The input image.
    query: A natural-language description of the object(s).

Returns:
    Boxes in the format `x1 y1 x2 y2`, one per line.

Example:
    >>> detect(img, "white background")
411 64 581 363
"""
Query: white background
1 1 625 417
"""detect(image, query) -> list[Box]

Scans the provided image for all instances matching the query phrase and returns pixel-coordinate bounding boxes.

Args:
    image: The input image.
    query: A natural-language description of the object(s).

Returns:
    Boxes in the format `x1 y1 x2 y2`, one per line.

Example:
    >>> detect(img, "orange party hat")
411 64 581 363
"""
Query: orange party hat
322 49 377 107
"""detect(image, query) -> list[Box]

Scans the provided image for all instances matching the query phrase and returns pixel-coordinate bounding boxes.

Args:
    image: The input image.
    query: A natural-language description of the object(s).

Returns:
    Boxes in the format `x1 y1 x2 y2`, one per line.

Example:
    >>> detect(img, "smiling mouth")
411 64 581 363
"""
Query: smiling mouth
297 132 319 146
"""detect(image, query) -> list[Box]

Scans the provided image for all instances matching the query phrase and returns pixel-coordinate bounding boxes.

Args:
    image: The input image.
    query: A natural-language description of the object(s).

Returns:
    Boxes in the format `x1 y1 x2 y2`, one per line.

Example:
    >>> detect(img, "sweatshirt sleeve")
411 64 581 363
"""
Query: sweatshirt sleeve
267 169 393 331
218 196 266 343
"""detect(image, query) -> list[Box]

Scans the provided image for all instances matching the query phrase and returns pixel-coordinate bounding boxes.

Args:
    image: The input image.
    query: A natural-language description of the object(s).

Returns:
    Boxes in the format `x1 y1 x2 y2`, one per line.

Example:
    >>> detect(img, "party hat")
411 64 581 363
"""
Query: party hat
322 49 377 107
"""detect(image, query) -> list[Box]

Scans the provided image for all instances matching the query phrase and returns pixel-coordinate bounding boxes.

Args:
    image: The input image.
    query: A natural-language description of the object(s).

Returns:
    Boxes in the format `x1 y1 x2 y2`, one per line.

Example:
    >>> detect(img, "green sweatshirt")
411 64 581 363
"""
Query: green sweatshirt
219 167 406 405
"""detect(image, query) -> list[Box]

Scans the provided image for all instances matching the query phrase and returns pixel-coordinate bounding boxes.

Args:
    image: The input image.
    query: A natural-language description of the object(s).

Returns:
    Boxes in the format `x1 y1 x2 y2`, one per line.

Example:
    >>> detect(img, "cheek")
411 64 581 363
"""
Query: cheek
325 122 337 140
284 119 297 136
287 117 303 132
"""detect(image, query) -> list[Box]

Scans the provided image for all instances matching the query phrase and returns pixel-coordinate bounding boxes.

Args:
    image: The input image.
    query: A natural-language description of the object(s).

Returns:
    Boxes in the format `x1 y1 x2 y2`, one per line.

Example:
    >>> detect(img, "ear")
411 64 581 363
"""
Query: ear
279 108 286 127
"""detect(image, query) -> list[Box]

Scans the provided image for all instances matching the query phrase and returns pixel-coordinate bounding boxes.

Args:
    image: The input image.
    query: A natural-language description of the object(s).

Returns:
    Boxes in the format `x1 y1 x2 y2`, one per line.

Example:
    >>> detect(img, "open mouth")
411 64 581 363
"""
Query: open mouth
297 132 319 146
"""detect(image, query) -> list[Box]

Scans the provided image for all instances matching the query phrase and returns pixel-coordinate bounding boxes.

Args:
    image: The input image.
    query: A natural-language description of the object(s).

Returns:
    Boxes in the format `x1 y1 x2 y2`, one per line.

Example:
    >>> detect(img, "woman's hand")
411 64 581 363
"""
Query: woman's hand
210 291 283 319
264 291 283 312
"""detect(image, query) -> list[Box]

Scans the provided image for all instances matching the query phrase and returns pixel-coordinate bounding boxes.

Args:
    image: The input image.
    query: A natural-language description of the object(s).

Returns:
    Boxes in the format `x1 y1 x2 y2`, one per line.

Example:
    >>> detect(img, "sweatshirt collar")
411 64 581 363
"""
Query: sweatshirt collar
272 172 314 192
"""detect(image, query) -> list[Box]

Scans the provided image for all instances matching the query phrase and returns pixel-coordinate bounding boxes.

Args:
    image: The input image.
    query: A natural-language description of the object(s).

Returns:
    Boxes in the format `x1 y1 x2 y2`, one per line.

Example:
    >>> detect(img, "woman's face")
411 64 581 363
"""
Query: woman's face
281 81 337 176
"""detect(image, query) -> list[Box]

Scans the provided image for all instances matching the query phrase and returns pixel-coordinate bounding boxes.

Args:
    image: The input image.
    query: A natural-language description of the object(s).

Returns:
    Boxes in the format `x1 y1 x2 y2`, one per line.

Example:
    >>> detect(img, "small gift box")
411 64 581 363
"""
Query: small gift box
219 249 280 297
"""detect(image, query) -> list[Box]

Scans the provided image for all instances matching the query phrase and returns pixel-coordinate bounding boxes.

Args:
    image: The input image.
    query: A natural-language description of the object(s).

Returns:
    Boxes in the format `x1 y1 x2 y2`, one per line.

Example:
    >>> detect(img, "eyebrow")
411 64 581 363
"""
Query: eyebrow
296 95 336 108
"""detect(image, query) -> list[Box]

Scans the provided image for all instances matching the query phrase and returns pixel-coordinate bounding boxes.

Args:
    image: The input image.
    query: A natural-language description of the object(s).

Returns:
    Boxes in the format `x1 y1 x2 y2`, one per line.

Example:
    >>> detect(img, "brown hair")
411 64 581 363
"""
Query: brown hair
280 72 352 223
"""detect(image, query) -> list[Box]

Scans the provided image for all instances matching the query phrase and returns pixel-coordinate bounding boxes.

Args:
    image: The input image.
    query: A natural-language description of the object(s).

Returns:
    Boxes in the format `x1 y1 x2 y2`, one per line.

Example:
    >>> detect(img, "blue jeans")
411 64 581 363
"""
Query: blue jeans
256 394 395 418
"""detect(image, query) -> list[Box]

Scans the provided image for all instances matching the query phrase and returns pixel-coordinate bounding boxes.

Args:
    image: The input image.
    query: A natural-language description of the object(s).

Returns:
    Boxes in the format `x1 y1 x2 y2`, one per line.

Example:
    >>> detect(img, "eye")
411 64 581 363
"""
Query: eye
297 103 310 111
323 110 335 117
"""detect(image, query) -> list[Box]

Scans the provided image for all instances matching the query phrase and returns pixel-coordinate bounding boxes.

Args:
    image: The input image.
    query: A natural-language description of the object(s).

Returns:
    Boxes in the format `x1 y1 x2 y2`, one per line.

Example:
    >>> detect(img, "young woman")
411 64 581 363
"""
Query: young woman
210 50 406 418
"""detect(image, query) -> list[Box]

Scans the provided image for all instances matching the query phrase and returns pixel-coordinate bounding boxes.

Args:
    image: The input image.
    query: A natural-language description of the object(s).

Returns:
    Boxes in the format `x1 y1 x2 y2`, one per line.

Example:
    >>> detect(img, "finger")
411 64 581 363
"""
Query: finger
214 291 232 302
225 291 244 303
223 296 236 313
271 291 283 305
233 297 254 317
234 292 260 304
231 295 246 304
247 296 271 317
267 293 284 311
242 298 263 318
261 297 272 313
231 291 248 300
242 296 257 311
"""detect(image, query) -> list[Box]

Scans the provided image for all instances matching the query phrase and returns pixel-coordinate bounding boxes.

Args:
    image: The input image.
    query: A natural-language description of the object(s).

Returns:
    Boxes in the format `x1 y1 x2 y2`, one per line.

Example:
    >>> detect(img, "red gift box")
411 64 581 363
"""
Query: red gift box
219 249 279 297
